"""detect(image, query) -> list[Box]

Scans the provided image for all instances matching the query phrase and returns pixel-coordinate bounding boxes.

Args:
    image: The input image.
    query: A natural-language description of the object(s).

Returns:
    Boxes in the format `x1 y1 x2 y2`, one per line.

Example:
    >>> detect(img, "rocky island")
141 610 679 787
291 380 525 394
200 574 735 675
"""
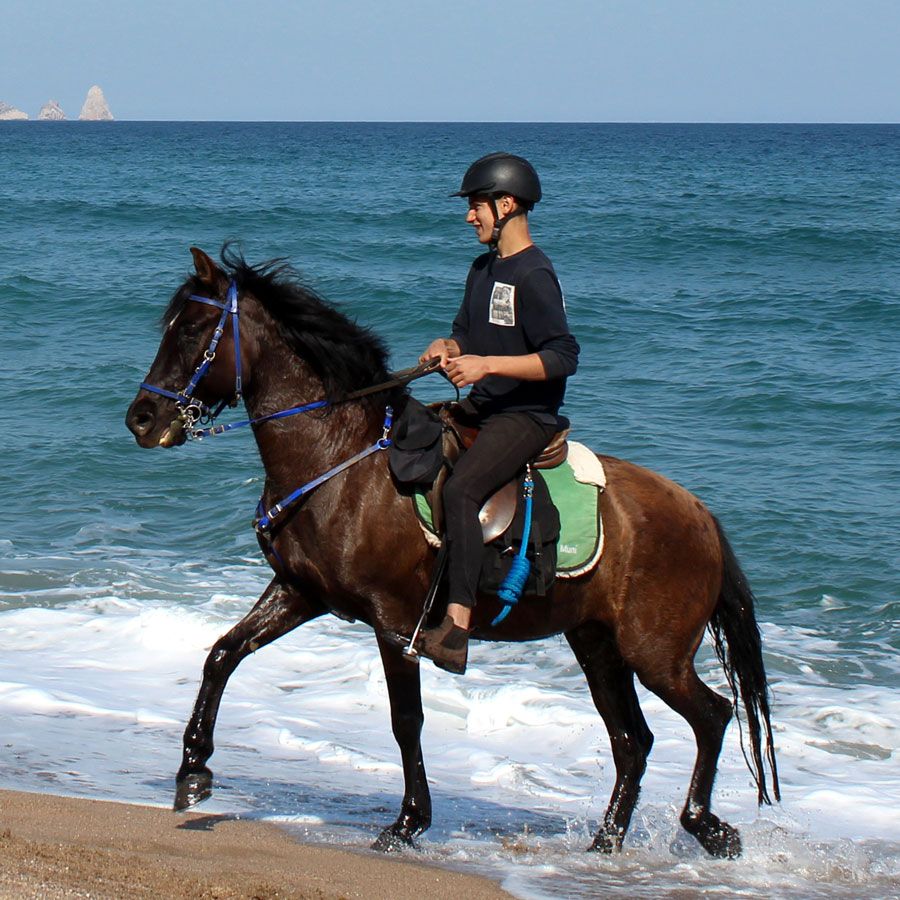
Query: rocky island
79 85 113 120
38 100 66 120
1 86 114 121
0 102 28 120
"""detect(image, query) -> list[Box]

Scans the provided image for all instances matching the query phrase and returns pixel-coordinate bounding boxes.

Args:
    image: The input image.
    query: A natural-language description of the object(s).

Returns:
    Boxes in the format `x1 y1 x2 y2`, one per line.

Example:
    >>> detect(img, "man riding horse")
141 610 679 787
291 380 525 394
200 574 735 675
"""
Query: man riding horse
127 154 778 858
416 153 580 674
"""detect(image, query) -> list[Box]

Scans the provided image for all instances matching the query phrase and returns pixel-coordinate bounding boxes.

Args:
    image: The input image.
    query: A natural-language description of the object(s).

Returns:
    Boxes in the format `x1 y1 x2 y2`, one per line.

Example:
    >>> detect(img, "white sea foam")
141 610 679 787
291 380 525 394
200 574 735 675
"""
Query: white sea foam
0 589 896 898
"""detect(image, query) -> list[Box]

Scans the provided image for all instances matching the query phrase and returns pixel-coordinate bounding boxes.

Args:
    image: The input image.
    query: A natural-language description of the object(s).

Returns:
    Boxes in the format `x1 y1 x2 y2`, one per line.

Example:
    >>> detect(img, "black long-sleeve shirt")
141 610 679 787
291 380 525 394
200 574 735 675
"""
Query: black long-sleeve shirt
450 245 579 427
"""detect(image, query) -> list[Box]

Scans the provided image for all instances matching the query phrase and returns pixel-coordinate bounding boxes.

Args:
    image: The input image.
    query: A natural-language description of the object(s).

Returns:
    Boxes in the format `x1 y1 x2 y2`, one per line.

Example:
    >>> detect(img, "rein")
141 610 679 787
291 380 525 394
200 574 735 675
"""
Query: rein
190 359 439 441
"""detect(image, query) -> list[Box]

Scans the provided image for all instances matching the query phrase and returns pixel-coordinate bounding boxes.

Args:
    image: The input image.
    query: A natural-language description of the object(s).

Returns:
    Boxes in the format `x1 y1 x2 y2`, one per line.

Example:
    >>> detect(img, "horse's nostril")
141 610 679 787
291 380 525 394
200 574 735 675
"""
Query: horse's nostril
127 408 156 437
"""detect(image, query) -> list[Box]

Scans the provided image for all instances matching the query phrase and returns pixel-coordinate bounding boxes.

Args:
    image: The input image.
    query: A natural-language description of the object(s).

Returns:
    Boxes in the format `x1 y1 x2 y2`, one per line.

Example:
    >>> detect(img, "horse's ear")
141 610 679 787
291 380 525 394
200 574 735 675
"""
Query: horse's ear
190 247 223 287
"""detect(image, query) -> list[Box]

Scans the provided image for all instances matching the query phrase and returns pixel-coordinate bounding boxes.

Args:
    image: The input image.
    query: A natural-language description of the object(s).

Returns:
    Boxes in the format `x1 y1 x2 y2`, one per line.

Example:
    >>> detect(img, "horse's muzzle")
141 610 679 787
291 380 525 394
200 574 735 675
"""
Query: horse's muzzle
126 396 186 448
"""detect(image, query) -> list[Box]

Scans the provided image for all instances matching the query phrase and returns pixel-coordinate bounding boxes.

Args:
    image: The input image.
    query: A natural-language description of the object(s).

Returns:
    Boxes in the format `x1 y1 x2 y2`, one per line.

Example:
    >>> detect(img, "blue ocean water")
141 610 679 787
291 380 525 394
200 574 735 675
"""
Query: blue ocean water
0 123 898 897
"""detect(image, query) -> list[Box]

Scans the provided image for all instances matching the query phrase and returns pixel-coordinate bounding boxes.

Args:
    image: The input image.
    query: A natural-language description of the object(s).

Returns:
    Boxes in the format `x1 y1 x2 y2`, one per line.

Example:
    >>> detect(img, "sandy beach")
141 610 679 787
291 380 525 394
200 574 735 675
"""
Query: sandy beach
0 790 510 899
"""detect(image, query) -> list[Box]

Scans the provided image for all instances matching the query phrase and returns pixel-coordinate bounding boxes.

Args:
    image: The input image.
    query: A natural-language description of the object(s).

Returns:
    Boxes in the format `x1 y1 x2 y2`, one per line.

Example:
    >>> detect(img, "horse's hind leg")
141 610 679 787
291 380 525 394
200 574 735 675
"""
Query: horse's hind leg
642 663 739 858
175 578 326 810
370 633 431 852
566 621 654 853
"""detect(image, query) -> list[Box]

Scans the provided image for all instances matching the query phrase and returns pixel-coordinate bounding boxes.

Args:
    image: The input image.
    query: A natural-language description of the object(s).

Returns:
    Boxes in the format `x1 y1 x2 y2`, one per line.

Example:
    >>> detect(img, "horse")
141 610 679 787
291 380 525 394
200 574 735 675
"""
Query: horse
125 246 780 860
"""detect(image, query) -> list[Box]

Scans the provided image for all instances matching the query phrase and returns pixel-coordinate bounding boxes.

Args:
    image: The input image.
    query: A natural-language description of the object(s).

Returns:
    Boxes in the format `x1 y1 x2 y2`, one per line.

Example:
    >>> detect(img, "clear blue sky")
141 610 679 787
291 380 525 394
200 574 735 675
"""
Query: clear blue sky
3 0 899 122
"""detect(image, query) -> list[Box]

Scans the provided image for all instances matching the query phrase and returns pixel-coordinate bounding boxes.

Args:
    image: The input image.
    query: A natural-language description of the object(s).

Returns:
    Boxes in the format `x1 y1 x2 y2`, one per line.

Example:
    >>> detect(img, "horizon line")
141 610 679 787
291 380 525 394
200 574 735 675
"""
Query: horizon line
5 118 900 126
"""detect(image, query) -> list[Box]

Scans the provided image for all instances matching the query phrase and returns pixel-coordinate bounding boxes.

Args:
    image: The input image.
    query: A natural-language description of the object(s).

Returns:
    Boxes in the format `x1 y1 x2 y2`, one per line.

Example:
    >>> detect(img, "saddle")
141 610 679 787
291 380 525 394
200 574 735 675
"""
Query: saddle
394 400 607 582
426 403 569 542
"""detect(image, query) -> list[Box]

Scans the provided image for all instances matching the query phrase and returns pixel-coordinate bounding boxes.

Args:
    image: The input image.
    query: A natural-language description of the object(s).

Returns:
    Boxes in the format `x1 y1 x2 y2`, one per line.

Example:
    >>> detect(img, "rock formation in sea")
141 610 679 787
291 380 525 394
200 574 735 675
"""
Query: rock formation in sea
79 85 113 121
38 100 66 120
0 102 28 120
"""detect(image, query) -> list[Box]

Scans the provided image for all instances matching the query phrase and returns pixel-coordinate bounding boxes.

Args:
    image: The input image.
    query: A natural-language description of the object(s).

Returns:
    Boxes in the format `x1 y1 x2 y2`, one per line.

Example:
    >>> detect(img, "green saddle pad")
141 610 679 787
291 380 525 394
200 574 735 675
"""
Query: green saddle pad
414 452 603 577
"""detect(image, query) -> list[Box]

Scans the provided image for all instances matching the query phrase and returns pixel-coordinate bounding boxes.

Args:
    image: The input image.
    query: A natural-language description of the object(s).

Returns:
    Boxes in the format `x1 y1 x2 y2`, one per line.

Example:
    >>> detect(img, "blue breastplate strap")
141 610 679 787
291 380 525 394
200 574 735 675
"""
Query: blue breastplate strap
254 406 394 534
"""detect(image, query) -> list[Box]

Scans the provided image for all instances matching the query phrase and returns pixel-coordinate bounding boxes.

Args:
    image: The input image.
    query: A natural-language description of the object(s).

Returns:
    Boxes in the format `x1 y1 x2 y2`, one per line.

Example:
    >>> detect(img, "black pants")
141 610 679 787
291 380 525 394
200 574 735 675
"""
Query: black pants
443 412 557 609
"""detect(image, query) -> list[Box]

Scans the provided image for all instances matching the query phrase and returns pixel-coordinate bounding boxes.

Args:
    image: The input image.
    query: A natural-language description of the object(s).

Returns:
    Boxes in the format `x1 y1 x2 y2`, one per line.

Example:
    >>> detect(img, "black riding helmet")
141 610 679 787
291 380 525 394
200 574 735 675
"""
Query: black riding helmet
451 152 542 207
451 153 542 248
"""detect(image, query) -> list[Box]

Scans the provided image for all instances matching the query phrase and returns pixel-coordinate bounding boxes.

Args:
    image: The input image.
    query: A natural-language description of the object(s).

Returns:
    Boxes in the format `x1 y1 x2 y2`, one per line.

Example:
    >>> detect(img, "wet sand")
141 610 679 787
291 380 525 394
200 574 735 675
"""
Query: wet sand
0 790 511 899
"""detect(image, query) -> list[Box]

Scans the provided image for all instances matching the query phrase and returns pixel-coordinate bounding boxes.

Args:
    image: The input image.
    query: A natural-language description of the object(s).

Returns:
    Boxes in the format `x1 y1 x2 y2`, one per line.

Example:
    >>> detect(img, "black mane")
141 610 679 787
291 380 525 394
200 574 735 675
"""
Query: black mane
164 246 399 404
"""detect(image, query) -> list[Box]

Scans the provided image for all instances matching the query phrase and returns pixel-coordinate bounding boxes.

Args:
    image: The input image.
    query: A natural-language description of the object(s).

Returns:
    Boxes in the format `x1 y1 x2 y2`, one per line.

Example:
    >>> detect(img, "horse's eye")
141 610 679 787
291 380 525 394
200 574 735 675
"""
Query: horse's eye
181 320 204 340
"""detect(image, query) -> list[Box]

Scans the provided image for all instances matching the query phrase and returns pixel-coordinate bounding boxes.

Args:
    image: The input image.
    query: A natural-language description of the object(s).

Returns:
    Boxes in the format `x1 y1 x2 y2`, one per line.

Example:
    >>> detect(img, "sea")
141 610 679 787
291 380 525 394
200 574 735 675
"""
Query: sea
0 122 897 898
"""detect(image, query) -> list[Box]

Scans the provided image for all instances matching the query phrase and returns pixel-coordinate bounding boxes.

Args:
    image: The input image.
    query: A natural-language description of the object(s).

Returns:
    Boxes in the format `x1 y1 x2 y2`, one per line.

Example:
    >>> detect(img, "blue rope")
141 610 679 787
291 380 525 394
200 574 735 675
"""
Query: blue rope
492 468 534 626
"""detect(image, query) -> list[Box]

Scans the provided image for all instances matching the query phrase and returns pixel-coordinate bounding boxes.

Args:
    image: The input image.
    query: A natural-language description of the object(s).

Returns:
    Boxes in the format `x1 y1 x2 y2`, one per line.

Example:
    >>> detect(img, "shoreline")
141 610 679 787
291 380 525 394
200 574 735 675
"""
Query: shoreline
0 789 511 899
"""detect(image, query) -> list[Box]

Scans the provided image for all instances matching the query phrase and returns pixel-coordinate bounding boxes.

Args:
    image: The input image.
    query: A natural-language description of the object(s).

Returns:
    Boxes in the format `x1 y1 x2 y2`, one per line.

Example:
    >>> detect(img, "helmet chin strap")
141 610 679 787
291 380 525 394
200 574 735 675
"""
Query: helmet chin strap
488 197 527 251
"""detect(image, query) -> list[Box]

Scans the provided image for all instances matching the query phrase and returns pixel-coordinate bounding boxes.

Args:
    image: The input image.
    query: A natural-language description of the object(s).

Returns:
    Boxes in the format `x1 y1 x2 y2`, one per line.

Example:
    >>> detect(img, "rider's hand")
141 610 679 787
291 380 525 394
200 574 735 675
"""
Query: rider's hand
443 355 491 388
420 338 453 367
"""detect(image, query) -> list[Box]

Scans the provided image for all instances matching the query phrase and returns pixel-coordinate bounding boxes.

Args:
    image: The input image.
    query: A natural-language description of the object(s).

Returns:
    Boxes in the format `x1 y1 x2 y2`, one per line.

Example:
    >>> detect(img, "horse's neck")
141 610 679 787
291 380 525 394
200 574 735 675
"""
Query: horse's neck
243 340 375 484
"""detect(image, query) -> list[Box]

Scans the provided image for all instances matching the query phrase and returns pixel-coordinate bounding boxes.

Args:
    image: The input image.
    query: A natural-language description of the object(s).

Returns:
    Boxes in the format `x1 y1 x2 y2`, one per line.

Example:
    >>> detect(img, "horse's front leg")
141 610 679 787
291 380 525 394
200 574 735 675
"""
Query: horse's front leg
175 577 326 810
371 632 432 851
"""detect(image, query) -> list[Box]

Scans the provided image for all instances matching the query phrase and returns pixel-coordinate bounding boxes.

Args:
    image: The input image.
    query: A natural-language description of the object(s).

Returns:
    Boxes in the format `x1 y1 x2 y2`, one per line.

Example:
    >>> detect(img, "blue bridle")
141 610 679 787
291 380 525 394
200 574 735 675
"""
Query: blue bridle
140 281 244 432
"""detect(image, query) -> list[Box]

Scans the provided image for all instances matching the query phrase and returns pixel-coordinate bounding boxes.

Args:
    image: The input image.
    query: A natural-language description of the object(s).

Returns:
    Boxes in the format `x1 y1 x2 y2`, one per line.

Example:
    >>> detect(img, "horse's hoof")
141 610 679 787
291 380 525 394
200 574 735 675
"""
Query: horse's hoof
587 829 622 854
692 818 742 859
174 769 213 811
371 825 417 853
704 822 742 859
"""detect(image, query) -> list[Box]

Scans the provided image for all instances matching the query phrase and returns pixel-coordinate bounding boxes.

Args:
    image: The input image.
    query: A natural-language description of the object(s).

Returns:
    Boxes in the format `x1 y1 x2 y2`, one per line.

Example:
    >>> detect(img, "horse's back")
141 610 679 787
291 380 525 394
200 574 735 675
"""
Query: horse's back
585 453 724 662
598 453 719 541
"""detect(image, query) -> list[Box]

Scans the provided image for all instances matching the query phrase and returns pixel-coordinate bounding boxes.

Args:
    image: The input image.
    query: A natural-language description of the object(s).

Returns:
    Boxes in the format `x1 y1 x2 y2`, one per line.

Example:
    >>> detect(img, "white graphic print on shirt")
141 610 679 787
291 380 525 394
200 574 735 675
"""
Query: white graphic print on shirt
489 282 516 326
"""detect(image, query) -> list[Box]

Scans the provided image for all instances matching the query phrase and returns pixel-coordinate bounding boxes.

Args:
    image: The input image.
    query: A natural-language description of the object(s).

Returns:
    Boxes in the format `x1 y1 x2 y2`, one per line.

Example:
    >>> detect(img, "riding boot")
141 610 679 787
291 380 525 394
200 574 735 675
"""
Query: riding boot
416 614 470 675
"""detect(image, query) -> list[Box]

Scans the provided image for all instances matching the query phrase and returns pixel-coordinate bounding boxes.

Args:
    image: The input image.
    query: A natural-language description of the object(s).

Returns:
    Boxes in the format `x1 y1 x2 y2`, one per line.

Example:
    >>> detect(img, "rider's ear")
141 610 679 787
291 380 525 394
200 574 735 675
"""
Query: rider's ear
190 247 224 288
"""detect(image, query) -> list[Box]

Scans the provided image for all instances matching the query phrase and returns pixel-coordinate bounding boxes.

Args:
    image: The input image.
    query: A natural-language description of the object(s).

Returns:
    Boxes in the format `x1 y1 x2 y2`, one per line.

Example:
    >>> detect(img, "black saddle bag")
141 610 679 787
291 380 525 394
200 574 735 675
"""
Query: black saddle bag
389 397 444 486
479 470 560 597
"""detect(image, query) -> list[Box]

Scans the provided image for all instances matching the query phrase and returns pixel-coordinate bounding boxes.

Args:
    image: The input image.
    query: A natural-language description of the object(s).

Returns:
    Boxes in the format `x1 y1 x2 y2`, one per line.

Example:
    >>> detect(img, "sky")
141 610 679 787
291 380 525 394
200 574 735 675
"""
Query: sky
2 0 899 122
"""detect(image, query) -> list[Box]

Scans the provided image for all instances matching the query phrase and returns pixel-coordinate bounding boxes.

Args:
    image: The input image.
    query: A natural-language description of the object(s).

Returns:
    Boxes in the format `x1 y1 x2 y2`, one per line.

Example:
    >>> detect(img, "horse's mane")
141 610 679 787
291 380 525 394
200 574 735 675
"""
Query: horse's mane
164 246 400 404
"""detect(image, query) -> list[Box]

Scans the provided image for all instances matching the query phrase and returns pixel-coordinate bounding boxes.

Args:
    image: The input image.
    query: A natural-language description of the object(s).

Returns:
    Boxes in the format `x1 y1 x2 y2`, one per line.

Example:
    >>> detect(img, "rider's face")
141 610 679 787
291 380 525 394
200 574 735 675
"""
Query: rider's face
466 196 497 244
466 195 516 244
466 197 495 244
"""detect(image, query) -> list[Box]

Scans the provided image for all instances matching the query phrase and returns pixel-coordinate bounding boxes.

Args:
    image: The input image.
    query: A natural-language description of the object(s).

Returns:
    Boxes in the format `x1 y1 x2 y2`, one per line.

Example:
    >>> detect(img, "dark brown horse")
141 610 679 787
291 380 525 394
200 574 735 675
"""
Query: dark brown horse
126 247 779 859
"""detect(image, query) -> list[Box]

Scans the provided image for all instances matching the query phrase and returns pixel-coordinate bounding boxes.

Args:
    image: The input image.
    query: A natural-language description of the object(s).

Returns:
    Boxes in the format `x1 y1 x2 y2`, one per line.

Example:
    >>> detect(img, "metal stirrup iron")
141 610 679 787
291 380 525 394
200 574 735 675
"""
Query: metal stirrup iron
404 542 449 658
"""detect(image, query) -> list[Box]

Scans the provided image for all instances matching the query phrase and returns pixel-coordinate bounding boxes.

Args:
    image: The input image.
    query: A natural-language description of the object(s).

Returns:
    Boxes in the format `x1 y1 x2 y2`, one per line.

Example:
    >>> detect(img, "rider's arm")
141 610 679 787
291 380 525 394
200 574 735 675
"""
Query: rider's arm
443 267 579 388
443 351 546 387
519 267 579 379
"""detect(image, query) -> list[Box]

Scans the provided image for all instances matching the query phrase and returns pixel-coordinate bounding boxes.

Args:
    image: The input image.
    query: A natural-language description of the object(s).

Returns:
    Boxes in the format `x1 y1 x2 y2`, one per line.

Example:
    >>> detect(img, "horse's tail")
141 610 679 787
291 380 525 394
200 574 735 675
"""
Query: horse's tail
709 516 781 805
